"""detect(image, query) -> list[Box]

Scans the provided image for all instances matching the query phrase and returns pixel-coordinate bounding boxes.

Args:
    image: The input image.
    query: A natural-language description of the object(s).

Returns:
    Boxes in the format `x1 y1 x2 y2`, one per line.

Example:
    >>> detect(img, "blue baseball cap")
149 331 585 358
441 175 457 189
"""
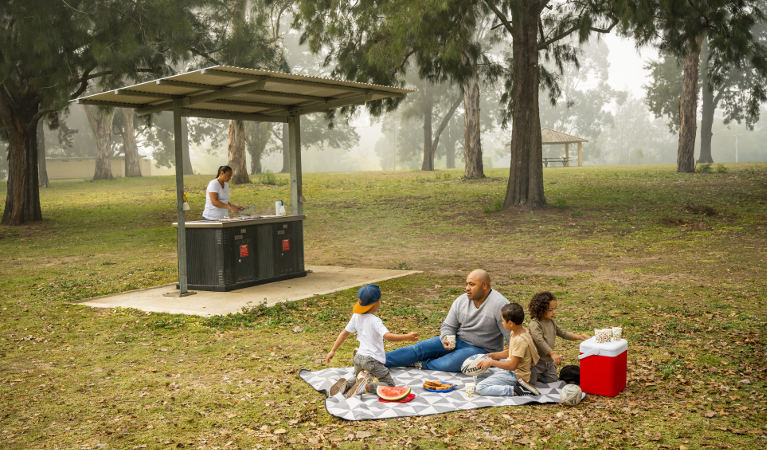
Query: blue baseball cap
353 284 381 314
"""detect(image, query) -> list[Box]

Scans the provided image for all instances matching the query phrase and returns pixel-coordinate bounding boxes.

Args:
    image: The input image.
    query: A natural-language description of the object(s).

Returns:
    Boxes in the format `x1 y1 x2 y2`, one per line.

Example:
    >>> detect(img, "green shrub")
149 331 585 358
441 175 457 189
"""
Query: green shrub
695 163 713 173
553 197 567 209
483 198 503 213
716 164 728 173
258 170 277 185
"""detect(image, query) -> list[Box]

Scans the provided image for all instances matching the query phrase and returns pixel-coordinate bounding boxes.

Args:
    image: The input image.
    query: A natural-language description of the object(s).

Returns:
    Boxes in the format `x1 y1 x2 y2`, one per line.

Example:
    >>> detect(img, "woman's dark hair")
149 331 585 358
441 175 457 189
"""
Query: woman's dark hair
501 303 524 325
529 291 556 321
217 165 232 177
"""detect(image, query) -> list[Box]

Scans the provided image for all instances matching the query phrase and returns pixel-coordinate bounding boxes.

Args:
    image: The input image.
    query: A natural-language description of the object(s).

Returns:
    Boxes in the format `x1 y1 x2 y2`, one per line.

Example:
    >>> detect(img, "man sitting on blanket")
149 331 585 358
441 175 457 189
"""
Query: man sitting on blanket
385 269 510 372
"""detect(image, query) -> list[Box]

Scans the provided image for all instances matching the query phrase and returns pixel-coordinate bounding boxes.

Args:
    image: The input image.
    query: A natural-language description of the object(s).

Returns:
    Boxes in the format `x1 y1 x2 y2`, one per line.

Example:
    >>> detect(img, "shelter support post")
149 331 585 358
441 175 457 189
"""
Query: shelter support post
565 143 570 166
288 114 303 215
173 111 189 294
578 142 583 167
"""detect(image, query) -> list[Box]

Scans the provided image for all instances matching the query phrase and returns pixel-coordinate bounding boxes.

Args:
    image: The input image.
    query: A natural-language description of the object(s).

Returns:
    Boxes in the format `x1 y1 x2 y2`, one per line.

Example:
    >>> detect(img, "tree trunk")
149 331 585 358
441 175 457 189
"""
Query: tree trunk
462 74 484 179
698 79 714 164
432 95 462 170
121 109 142 177
37 120 49 188
280 123 290 173
446 139 456 169
86 107 116 180
504 2 545 208
677 33 706 173
698 41 714 164
181 117 193 175
0 90 42 225
250 151 263 174
247 122 271 174
227 119 249 184
421 92 434 171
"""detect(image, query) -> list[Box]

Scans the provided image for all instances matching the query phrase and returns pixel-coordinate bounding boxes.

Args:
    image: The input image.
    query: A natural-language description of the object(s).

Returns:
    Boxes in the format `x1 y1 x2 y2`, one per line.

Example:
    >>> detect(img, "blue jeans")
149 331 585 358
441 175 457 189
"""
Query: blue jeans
476 367 520 396
384 336 488 372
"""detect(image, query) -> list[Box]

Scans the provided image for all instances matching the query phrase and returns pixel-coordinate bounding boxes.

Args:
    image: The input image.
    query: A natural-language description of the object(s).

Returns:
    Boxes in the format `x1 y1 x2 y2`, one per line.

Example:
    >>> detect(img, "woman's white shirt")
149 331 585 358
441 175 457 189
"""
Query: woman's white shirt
203 179 230 219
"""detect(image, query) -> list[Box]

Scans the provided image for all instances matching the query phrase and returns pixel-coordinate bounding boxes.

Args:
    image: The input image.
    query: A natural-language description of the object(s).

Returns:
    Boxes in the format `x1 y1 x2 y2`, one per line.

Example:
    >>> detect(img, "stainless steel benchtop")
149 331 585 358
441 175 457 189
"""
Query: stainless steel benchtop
173 215 305 228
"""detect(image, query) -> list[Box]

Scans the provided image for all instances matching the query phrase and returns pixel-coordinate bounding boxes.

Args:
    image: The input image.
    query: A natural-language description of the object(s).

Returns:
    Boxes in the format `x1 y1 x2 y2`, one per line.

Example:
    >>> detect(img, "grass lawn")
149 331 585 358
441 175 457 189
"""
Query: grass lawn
1 164 765 448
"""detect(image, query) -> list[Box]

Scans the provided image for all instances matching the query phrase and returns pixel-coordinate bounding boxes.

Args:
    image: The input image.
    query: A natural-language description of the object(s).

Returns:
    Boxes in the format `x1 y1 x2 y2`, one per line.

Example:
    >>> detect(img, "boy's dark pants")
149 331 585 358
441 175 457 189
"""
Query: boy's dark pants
345 353 395 392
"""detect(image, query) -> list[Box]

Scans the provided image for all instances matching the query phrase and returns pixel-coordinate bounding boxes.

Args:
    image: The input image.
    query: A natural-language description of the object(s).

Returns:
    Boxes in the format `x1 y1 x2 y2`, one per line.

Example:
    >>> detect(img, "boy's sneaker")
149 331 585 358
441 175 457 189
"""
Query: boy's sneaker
516 379 541 396
408 361 423 370
346 372 371 398
328 378 347 397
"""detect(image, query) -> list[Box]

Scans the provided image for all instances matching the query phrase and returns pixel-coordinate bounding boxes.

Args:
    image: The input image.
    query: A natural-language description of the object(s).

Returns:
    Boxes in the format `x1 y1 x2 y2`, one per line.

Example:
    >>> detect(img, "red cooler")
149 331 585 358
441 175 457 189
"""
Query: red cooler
578 337 627 397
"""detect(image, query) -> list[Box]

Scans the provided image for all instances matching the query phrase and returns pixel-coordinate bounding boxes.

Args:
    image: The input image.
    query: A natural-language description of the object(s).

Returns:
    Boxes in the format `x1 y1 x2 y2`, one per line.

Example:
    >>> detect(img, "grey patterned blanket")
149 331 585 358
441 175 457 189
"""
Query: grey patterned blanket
300 366 582 421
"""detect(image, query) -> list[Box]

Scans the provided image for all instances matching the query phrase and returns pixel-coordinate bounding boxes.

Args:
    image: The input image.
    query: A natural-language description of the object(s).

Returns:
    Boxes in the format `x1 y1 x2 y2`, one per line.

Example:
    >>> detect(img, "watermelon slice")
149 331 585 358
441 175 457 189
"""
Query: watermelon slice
376 385 412 401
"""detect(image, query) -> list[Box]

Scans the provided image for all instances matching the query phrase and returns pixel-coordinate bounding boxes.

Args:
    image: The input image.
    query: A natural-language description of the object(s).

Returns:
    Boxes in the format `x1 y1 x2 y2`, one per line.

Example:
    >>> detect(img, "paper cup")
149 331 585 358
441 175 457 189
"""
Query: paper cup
595 328 611 343
445 334 456 350
465 382 476 397
611 327 622 341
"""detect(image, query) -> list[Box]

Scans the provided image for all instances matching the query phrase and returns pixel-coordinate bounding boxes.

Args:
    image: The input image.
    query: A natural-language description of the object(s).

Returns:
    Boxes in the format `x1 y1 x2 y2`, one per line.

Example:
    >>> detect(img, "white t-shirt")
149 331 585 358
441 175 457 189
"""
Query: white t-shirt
345 313 389 364
203 179 230 220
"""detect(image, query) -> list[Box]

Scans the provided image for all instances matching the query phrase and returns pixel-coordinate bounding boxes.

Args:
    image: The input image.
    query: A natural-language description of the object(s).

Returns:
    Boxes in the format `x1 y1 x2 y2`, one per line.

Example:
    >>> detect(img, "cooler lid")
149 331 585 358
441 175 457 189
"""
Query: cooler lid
579 337 628 359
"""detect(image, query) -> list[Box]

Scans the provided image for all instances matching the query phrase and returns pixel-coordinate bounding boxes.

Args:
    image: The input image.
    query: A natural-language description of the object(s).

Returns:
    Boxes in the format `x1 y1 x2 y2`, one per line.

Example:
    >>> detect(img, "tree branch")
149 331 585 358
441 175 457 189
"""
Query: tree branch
538 19 617 50
484 0 513 35
431 93 463 150
69 66 96 99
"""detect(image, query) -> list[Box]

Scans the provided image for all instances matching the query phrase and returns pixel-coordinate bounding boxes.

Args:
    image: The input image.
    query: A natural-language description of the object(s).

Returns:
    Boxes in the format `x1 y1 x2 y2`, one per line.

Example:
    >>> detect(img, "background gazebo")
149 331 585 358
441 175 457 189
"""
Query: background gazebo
541 128 588 167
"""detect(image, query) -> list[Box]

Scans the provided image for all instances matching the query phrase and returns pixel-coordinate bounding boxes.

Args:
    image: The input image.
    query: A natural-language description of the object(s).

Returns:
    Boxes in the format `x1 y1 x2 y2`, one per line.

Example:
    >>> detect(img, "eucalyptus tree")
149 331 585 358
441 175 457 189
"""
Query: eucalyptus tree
0 0 225 225
397 76 463 171
295 0 503 180
645 28 767 164
296 1 619 208
118 109 142 177
85 106 117 180
619 0 767 172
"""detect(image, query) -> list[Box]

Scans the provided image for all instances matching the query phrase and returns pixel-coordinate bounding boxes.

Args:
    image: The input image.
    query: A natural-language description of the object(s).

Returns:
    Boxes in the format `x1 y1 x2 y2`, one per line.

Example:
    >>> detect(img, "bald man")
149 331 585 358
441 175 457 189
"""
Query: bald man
384 269 510 372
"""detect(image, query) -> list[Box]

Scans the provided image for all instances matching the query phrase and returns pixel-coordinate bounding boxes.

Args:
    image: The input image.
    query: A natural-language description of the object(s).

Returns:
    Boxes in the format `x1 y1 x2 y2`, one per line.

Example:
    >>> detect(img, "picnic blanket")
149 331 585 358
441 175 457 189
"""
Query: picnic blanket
300 367 583 421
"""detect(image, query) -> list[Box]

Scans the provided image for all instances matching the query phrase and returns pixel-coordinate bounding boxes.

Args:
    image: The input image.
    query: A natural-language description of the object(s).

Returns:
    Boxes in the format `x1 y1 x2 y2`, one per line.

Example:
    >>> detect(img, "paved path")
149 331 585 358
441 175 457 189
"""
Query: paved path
76 265 420 317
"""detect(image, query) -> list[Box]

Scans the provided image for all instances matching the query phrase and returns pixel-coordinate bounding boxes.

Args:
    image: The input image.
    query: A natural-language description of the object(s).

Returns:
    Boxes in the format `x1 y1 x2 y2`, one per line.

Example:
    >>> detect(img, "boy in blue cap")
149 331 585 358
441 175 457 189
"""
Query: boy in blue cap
325 284 419 398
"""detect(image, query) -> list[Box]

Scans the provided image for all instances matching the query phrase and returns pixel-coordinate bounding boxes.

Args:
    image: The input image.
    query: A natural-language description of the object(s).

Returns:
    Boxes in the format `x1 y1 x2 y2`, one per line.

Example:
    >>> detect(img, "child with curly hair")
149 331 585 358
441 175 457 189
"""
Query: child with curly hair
528 292 589 385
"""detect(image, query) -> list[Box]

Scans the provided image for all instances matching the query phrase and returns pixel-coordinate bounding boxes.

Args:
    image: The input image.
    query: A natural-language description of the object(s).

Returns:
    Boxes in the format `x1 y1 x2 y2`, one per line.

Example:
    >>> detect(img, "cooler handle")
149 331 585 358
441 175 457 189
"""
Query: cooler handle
578 351 598 360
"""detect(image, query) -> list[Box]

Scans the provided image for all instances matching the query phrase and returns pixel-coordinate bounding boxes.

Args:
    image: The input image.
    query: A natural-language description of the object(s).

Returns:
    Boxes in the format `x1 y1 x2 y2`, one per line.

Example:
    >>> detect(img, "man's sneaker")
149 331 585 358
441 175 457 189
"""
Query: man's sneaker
516 379 541 396
408 361 423 370
328 378 347 397
345 375 370 398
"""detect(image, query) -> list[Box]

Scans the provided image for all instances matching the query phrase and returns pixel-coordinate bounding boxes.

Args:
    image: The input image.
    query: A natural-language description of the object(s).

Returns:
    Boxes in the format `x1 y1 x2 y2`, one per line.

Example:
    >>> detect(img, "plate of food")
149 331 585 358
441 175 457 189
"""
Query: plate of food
423 380 455 393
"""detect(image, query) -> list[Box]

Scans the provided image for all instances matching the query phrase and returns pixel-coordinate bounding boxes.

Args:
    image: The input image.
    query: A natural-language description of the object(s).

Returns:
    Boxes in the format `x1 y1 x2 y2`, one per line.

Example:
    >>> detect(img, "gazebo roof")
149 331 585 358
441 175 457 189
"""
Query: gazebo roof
75 65 413 122
542 128 588 145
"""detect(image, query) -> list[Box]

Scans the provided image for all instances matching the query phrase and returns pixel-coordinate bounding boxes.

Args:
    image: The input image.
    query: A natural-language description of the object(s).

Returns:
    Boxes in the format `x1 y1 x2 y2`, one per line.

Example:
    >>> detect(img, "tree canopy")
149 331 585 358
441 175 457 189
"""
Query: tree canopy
0 0 226 224
617 0 767 172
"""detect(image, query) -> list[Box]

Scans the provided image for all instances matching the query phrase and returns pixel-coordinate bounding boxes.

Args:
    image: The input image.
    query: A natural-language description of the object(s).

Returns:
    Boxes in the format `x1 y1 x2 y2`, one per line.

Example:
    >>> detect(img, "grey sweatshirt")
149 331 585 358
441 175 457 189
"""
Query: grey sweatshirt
440 289 510 352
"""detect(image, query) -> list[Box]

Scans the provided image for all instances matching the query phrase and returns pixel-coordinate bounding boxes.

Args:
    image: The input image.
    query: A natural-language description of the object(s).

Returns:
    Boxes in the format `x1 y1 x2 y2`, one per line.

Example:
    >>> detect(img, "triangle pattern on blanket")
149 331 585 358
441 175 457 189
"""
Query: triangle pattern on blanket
300 366 586 421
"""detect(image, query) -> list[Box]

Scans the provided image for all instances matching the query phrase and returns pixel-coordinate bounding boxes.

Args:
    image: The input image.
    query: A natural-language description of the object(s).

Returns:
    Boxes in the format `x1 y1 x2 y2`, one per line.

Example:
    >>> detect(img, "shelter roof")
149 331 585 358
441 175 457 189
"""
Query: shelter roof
75 65 412 122
541 128 588 144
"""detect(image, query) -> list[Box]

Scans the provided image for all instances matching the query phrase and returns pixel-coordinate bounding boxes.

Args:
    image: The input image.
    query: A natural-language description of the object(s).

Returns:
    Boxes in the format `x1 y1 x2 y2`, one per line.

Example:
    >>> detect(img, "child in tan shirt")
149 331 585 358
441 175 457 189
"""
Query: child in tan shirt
475 303 541 396
528 292 589 385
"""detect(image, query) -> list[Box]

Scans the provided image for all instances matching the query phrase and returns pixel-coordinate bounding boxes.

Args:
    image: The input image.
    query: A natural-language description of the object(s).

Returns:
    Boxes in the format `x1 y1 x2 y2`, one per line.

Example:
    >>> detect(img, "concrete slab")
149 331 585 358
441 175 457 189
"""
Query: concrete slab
75 265 421 317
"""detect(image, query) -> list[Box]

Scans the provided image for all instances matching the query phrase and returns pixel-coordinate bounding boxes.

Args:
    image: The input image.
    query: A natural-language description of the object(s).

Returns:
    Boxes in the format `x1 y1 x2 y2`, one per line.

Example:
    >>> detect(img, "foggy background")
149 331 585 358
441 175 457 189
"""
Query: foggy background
3 27 765 180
